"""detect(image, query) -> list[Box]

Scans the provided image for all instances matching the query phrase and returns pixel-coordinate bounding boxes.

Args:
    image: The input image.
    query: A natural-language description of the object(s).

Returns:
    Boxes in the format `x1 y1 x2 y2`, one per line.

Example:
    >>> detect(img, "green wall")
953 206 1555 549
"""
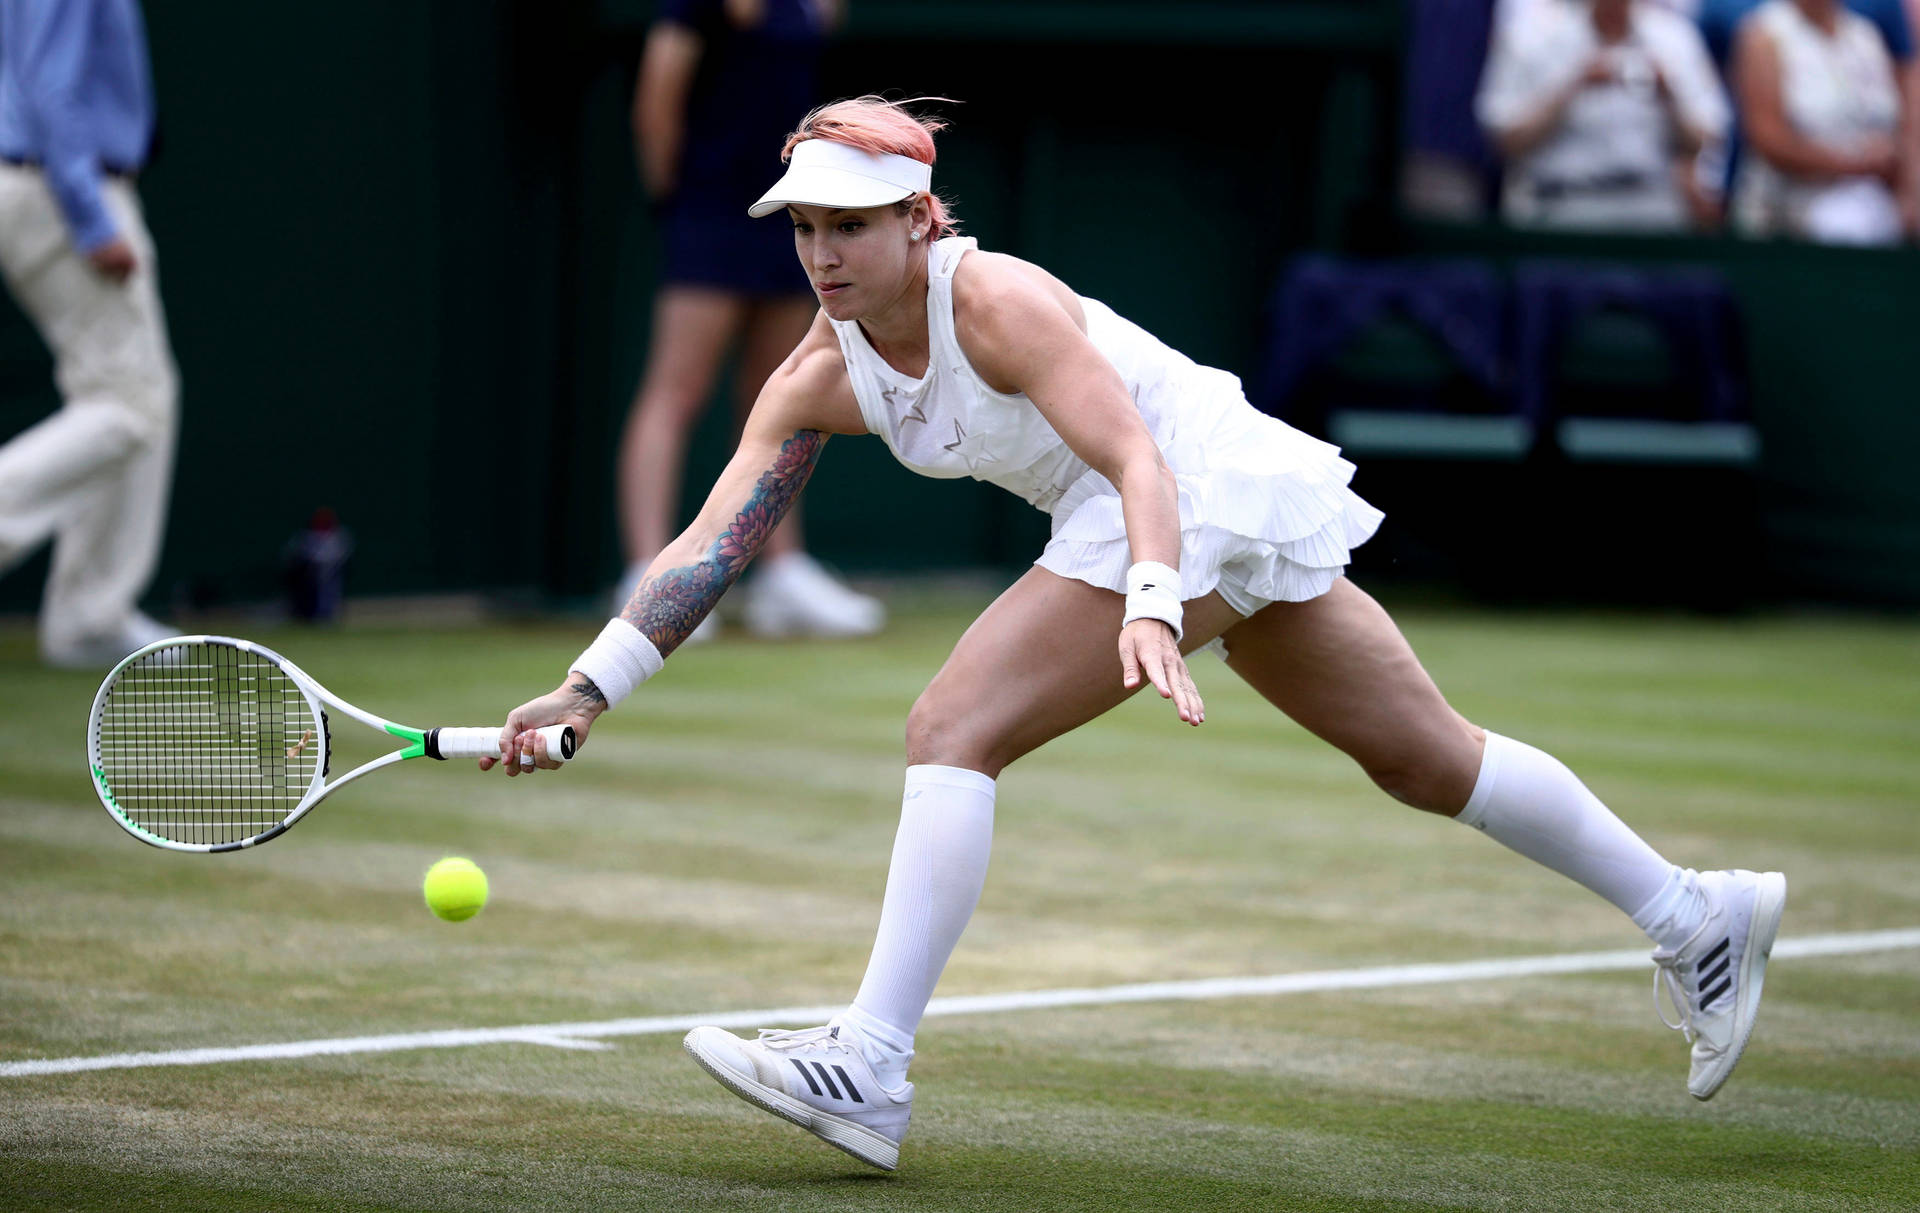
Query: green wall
3 0 1915 612
2 1 597 610
1406 225 1920 605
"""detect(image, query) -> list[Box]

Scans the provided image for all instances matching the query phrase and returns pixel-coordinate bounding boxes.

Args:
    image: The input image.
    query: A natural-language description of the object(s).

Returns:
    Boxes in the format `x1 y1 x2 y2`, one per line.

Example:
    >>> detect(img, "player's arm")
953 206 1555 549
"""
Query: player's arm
485 320 859 772
617 311 862 654
619 393 832 653
955 264 1179 572
953 258 1203 726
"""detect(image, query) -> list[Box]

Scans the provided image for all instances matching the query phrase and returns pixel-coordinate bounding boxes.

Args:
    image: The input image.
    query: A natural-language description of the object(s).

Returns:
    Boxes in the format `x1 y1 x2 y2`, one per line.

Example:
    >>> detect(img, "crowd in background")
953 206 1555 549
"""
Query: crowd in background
1407 0 1920 243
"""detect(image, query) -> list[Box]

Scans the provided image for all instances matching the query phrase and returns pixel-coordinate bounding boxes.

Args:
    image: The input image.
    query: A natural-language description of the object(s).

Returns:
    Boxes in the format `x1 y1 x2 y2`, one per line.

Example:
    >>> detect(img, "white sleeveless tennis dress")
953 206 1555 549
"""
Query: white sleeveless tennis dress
827 237 1383 627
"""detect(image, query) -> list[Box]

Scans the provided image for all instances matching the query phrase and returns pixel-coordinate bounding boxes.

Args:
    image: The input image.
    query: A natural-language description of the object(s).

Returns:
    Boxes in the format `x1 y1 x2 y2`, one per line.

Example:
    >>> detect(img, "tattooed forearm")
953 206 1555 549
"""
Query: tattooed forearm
567 678 607 709
620 429 827 654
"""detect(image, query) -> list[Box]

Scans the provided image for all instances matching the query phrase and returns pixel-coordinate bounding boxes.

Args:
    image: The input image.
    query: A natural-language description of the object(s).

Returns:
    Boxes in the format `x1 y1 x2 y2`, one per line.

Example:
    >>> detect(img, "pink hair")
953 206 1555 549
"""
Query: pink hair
781 96 959 239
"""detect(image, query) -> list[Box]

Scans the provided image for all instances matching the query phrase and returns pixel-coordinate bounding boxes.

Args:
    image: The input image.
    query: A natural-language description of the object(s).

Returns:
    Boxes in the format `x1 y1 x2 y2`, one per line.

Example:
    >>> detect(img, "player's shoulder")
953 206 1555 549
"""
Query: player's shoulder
782 313 849 384
951 247 1083 339
763 311 864 433
953 247 1062 301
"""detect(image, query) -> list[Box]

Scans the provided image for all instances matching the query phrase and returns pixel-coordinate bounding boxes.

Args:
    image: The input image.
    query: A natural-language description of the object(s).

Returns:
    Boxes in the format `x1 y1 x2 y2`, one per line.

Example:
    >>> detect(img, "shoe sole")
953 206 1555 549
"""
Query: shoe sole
1692 871 1787 1101
682 1031 900 1171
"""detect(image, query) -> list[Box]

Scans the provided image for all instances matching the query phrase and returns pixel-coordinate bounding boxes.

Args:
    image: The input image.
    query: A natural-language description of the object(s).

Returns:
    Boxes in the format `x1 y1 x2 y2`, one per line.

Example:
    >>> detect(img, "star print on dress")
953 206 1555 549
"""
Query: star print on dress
942 418 998 473
882 384 927 426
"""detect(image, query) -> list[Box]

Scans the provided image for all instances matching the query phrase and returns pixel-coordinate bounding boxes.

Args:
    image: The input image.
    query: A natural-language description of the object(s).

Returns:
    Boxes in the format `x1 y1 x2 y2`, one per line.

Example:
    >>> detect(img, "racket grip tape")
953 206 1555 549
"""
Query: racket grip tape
426 724 576 763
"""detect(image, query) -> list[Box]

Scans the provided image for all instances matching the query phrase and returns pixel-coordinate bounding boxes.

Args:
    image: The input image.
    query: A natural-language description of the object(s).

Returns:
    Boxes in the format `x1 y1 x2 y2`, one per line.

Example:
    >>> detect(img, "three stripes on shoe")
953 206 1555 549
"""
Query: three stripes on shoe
791 1059 864 1102
767 936 1741 1118
1697 936 1732 1012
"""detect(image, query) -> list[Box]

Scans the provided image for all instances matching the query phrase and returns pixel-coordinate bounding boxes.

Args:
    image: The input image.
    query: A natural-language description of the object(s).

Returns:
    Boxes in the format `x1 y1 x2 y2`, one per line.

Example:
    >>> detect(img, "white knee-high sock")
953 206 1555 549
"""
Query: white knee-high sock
836 764 995 1088
1455 732 1703 948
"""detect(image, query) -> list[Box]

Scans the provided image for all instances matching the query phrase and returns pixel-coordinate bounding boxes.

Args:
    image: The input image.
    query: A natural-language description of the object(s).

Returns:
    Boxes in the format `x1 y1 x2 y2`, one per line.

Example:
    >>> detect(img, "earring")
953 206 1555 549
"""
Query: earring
910 232 921 242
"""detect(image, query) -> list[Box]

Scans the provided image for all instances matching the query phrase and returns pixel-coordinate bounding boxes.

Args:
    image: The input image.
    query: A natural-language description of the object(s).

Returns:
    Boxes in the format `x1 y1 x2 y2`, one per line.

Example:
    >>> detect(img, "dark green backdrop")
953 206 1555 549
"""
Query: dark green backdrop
1 0 1914 614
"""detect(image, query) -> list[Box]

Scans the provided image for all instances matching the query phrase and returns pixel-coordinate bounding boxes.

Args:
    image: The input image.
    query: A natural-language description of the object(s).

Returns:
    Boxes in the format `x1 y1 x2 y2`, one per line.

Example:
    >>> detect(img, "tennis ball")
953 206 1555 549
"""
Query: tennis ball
423 857 488 922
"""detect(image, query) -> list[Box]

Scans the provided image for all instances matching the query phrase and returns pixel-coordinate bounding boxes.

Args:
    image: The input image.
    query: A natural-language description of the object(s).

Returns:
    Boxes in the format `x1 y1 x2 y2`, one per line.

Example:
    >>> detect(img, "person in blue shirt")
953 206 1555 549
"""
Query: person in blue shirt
0 0 180 667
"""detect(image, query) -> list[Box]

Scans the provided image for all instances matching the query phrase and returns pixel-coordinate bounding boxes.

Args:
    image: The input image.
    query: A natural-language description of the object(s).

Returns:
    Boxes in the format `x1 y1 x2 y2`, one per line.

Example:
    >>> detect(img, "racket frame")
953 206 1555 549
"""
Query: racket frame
89 635 472 854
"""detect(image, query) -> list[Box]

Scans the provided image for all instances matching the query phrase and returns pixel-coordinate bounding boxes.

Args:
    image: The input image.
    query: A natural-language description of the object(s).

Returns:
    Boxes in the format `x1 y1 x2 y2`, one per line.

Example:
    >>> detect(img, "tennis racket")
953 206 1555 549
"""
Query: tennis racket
87 635 574 853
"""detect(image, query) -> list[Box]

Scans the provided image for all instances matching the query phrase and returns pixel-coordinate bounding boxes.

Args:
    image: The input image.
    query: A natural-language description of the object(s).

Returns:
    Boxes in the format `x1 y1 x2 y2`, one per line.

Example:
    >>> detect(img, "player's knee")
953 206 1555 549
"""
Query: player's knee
1362 735 1481 816
1365 757 1447 813
903 690 952 764
904 686 990 771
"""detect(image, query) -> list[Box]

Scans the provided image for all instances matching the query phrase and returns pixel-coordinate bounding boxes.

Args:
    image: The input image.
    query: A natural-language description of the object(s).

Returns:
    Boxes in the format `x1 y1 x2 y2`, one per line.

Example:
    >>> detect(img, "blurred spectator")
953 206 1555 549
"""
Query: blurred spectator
1699 0 1916 234
1502 0 1708 27
1912 0 1920 223
0 0 180 668
1403 0 1502 220
1700 0 1913 63
615 0 884 640
1729 0 1914 242
1478 0 1731 232
284 507 352 622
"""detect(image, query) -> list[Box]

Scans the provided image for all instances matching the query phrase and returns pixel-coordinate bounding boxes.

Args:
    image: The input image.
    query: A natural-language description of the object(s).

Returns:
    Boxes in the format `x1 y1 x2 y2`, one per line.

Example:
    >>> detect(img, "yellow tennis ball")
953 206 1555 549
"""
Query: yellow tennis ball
423 857 488 922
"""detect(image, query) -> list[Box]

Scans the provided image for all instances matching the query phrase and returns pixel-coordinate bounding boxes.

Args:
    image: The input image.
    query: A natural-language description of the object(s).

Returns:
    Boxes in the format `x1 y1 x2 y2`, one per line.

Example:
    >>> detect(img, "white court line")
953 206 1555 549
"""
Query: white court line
5 928 1916 1079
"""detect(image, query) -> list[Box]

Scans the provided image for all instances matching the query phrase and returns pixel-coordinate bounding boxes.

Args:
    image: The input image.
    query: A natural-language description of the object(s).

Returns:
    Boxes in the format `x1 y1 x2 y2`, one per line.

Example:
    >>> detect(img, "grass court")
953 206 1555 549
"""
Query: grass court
2 588 1916 1211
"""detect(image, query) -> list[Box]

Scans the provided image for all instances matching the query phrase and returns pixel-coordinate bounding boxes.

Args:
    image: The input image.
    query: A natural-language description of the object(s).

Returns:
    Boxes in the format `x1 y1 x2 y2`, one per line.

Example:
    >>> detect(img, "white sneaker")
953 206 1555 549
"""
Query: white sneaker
1652 869 1788 1100
743 553 884 638
684 1024 912 1170
42 611 179 669
612 562 718 645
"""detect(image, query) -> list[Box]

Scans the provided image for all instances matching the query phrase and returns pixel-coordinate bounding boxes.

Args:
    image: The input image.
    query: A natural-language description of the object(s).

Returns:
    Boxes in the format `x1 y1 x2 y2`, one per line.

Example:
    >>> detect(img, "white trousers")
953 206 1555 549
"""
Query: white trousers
0 163 179 649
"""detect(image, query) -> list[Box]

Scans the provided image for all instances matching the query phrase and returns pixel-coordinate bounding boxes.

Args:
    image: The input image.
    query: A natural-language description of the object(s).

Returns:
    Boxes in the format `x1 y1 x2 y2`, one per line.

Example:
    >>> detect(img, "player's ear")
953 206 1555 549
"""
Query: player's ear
908 194 933 243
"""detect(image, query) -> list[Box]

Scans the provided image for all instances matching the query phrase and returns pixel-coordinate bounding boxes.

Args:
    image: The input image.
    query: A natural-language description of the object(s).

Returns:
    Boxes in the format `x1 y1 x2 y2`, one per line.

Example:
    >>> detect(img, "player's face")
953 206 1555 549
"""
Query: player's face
788 201 922 320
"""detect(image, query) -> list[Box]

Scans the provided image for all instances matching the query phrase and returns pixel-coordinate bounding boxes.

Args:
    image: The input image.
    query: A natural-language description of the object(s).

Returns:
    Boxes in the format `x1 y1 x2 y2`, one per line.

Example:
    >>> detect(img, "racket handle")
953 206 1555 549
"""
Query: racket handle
428 724 576 763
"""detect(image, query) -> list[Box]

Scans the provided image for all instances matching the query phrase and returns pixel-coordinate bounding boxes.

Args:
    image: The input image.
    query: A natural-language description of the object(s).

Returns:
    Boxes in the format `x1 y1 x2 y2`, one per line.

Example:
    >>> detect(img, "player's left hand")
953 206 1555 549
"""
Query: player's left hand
1119 618 1205 726
480 681 599 776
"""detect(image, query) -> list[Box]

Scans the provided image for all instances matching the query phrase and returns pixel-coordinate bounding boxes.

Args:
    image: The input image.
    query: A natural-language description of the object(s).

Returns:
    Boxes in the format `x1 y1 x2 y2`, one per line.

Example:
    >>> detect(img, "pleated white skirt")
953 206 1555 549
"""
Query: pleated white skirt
1036 375 1383 622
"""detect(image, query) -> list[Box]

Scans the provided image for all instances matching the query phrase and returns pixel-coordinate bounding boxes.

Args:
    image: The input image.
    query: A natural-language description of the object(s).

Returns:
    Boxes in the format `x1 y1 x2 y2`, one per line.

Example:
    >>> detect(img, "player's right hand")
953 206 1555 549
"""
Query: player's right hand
1119 618 1206 727
483 679 602 776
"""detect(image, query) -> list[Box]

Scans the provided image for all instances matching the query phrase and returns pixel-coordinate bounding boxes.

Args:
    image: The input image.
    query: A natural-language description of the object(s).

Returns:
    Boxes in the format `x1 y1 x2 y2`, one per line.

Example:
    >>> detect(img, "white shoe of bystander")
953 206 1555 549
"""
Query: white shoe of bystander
744 553 884 638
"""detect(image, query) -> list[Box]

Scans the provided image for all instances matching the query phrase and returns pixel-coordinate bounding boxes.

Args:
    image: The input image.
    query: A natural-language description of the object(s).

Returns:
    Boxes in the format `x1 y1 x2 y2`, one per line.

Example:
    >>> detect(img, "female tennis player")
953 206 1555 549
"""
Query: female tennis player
484 97 1786 1171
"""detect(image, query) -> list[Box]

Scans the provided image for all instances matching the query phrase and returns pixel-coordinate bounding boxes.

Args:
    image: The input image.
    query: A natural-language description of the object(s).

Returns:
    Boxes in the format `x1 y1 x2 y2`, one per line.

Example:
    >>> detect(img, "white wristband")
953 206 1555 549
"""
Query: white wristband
1122 560 1183 642
569 619 663 710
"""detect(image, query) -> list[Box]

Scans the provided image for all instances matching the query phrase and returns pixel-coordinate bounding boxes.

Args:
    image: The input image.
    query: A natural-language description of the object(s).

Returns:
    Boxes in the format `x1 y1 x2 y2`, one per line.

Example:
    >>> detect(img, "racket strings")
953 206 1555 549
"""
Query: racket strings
95 642 321 846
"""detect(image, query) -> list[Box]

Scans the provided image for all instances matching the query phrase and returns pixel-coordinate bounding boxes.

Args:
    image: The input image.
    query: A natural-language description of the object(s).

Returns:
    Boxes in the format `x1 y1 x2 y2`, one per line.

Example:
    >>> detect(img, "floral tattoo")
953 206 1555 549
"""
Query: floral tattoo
621 429 826 654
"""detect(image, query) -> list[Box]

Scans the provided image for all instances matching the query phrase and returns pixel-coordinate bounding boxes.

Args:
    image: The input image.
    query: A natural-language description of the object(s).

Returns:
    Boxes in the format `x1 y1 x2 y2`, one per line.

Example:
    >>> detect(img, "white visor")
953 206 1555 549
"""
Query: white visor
747 138 932 218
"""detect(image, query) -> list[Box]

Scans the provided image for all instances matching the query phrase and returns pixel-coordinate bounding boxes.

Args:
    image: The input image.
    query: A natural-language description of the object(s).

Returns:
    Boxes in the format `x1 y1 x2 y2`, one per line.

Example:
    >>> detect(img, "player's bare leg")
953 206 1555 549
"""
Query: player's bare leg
1218 577 1483 813
686 569 1240 1167
903 567 1238 775
1221 577 1785 1099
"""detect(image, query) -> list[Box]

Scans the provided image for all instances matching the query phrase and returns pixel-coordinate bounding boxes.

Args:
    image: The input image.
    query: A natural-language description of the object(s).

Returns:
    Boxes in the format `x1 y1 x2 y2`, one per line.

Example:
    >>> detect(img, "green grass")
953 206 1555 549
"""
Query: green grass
2 591 1917 1211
